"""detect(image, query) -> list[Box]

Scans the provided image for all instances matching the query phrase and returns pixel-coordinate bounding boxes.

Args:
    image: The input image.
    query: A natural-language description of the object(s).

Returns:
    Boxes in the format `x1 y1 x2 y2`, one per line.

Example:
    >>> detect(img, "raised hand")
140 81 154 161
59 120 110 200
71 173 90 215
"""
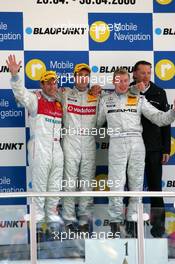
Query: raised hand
89 85 102 96
6 54 22 76
136 81 146 92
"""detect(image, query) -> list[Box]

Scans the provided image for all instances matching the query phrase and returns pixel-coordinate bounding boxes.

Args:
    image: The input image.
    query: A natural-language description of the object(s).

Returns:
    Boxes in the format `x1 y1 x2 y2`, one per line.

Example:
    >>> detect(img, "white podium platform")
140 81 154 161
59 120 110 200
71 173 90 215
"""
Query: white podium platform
0 238 170 264
86 238 168 264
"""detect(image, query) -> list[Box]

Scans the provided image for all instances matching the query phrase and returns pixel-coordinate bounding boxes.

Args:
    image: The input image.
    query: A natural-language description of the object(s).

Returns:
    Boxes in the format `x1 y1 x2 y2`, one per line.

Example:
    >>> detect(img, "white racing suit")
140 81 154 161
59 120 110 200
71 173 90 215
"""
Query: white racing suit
11 76 63 223
58 87 99 225
97 90 175 223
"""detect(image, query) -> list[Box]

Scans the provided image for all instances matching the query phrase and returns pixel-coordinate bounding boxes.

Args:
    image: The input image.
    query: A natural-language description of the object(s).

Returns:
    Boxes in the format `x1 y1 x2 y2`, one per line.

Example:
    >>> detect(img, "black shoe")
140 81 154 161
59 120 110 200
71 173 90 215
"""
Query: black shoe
79 224 89 232
79 223 89 233
65 223 79 239
150 225 165 238
110 222 121 238
78 224 90 239
66 223 78 232
150 208 165 226
126 221 137 238
150 208 165 238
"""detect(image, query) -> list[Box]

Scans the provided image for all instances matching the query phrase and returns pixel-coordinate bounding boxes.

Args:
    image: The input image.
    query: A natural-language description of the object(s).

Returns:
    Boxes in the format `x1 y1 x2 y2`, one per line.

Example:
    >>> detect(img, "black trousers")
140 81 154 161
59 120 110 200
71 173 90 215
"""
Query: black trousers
145 151 165 225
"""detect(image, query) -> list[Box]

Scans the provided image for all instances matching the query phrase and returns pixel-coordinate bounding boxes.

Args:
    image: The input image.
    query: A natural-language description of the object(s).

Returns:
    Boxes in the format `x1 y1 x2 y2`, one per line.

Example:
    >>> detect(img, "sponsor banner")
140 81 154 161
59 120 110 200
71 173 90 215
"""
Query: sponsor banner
0 89 25 127
89 51 154 88
153 0 175 13
0 167 26 205
93 204 110 233
153 13 175 51
0 50 24 89
0 128 26 166
88 13 153 50
0 12 23 50
24 10 88 51
154 51 175 88
24 51 89 88
0 205 28 245
162 165 175 203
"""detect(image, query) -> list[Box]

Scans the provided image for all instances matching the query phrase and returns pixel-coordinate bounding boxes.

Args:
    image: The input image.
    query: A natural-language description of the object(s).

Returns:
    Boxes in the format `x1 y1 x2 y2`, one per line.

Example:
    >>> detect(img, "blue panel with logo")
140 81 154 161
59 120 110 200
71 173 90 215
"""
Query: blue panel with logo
0 12 23 50
0 90 25 127
24 51 89 89
153 0 175 13
0 167 26 205
154 51 175 89
88 13 153 51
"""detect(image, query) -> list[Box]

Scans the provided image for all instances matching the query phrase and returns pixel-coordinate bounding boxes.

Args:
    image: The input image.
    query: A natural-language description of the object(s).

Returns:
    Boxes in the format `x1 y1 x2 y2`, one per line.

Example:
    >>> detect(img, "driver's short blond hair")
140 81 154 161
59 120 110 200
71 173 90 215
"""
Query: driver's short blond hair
113 68 130 81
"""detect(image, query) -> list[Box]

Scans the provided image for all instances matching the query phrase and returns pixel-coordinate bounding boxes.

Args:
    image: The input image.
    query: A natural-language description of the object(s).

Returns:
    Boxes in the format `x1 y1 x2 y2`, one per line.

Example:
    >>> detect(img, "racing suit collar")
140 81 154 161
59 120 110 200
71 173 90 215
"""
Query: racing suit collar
141 83 150 94
41 90 56 101
74 86 88 94
115 90 125 96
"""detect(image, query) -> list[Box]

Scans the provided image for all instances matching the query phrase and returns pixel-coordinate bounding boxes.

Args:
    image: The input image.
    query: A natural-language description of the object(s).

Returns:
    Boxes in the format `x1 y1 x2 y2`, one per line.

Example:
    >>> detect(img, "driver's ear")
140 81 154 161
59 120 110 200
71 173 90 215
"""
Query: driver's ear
133 71 137 80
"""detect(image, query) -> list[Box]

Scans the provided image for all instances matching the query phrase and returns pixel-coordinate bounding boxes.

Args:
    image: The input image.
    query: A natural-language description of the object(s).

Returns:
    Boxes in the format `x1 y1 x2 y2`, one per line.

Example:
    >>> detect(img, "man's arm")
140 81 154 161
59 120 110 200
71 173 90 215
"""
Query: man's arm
129 82 146 95
7 55 37 115
56 87 72 103
97 98 107 128
160 90 171 155
11 75 37 115
141 96 175 127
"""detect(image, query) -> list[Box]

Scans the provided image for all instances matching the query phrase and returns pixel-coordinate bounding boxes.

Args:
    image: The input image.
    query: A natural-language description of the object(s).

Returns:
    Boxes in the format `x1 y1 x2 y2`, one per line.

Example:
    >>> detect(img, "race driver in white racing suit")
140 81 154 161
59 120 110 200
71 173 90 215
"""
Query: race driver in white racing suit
97 69 175 237
57 63 100 233
6 55 63 234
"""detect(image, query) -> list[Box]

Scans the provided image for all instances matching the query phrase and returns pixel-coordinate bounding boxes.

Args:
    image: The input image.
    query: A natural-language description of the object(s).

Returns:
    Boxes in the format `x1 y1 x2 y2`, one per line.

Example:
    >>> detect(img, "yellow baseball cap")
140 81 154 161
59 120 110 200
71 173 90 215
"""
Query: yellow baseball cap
74 63 91 74
40 71 58 82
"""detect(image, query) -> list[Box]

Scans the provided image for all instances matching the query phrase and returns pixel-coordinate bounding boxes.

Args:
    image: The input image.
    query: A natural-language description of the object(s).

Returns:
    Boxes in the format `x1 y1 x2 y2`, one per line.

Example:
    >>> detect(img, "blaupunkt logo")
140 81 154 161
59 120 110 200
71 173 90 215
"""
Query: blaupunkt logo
91 65 134 73
155 27 175 36
25 26 86 36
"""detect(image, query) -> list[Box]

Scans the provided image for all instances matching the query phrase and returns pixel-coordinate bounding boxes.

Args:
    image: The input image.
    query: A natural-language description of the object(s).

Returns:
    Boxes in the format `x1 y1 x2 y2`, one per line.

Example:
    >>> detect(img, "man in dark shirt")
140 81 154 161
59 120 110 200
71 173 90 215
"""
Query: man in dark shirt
131 60 171 237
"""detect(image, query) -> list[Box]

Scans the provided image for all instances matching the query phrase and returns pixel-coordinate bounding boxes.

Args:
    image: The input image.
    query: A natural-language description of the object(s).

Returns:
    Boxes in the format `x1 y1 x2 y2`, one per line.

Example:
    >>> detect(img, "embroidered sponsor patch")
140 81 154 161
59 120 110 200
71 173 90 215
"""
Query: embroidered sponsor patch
87 94 98 103
67 104 96 115
126 96 138 106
